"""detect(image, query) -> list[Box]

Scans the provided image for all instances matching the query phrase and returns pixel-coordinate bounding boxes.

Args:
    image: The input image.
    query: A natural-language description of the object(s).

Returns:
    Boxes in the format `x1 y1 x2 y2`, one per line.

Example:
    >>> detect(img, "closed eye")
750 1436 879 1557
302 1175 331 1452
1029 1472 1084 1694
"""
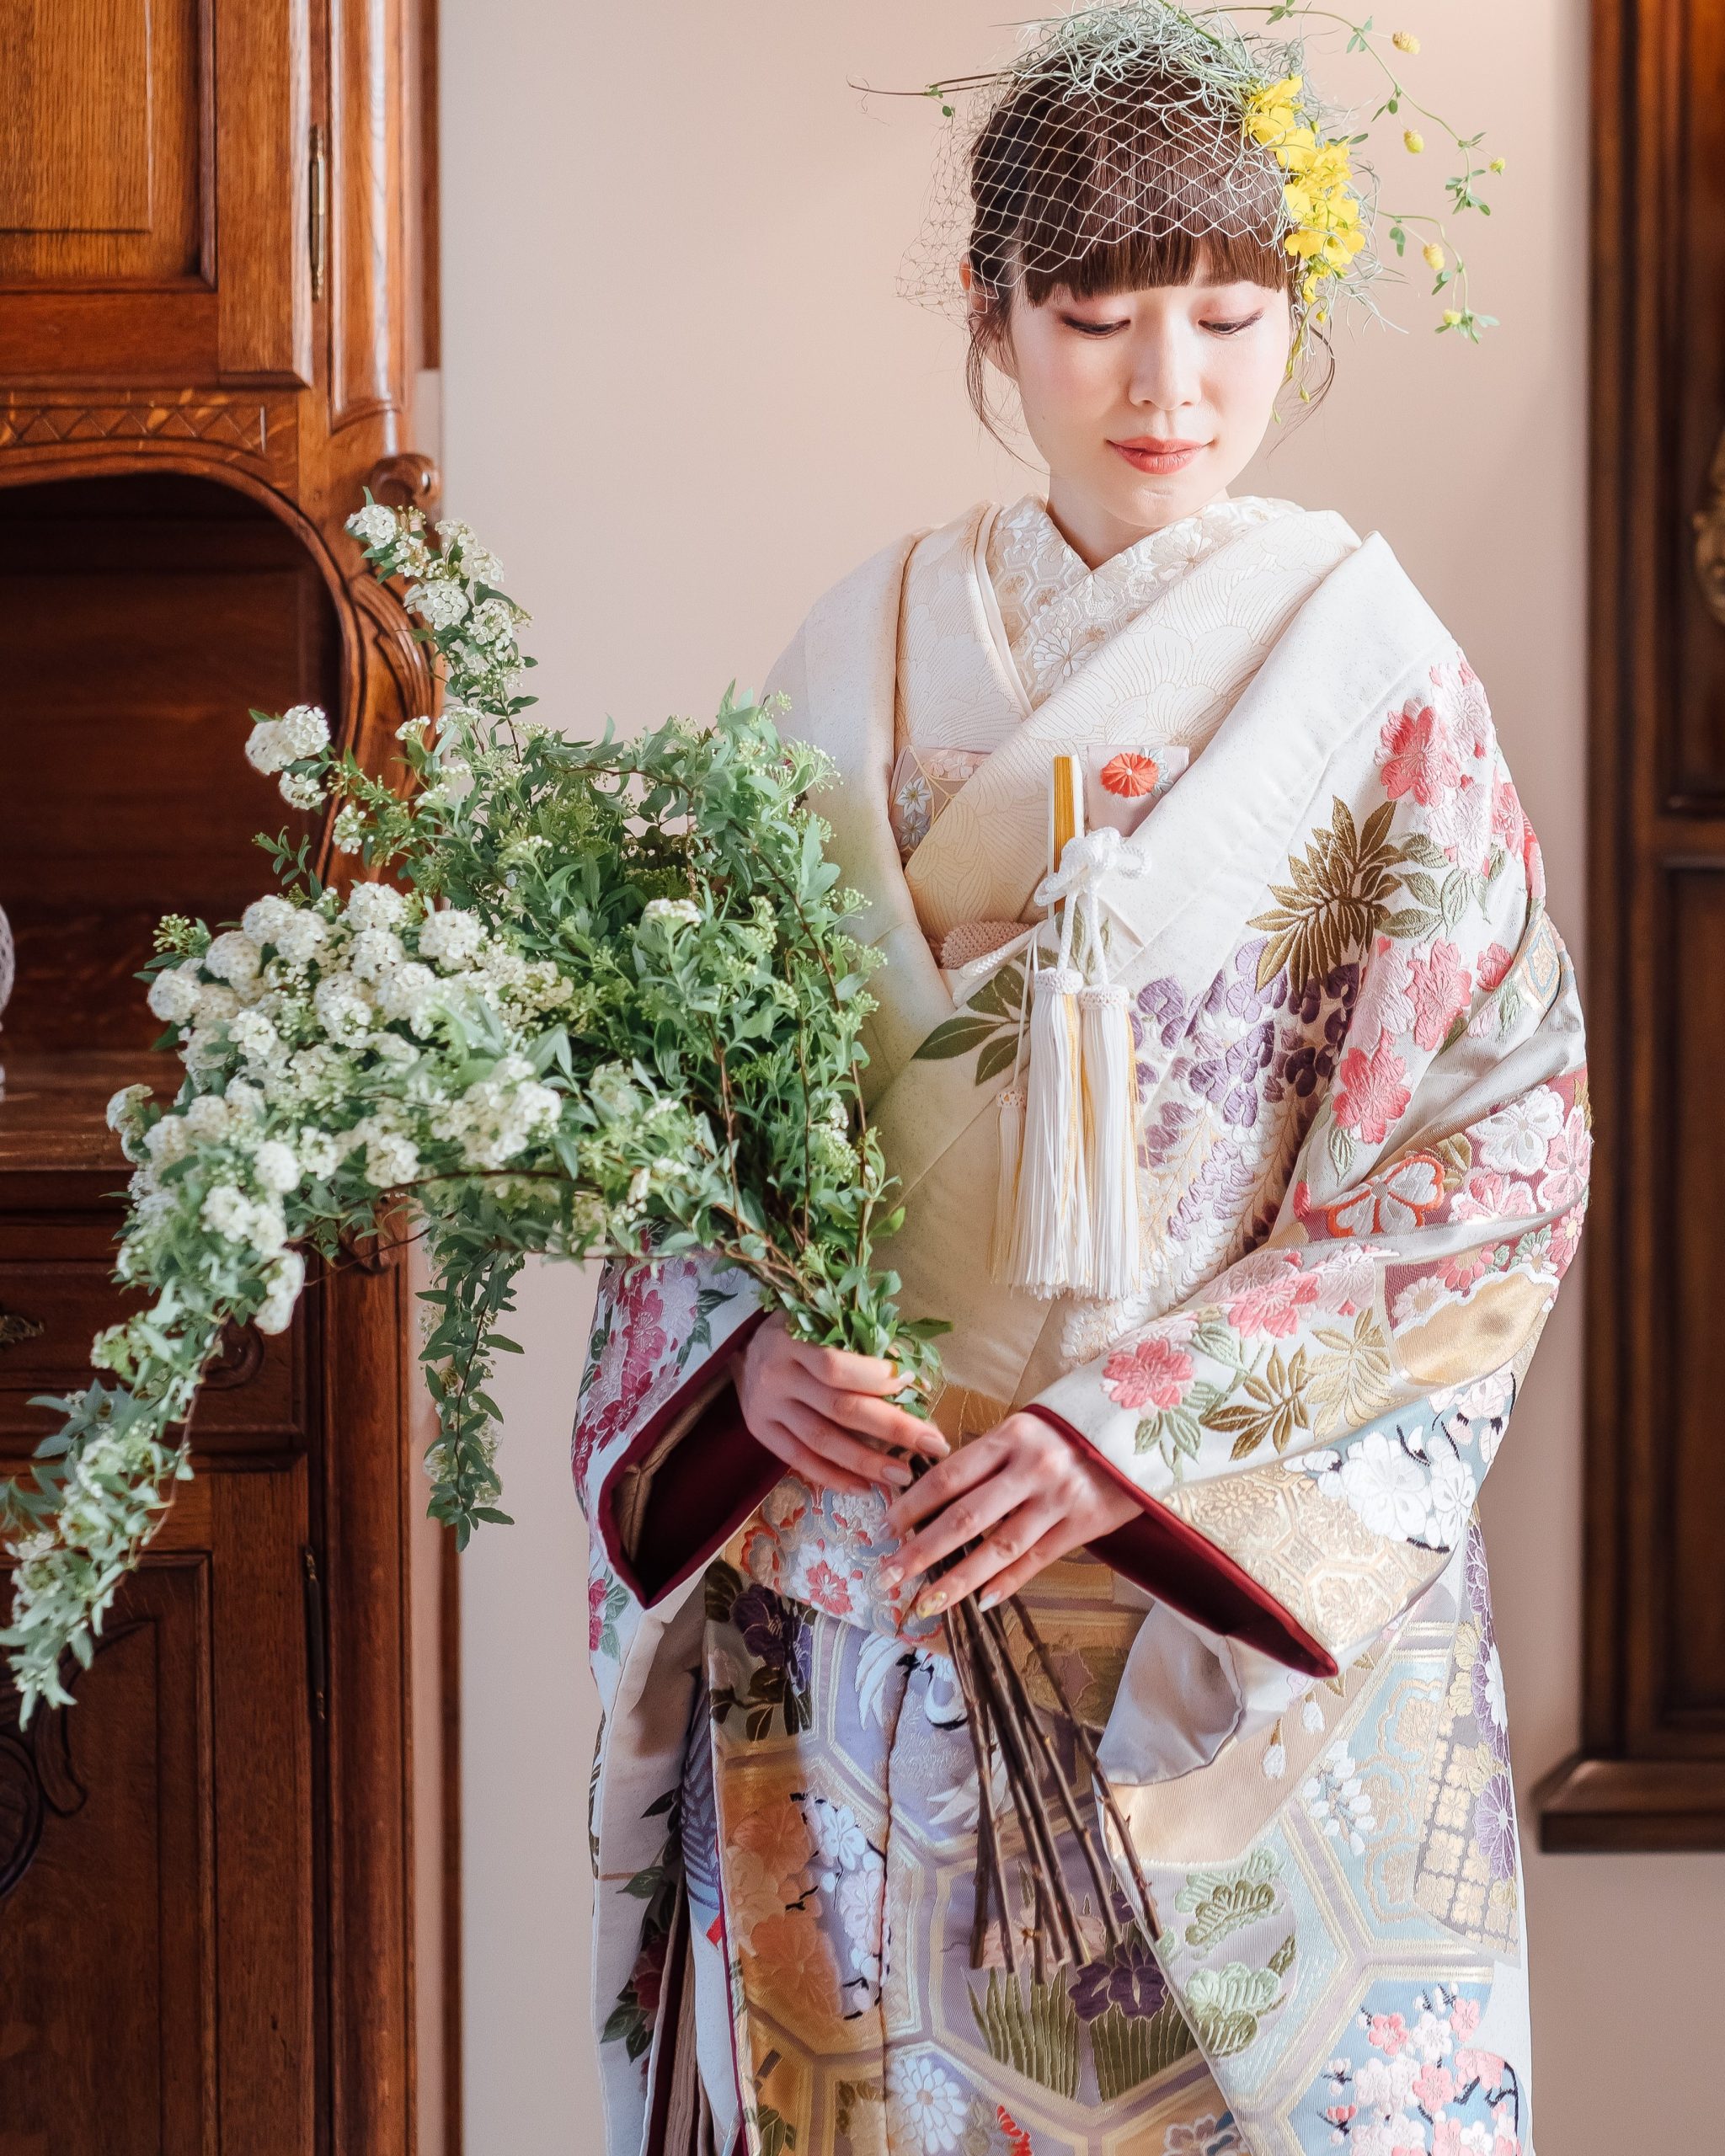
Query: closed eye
1201 311 1265 337
1060 313 1129 338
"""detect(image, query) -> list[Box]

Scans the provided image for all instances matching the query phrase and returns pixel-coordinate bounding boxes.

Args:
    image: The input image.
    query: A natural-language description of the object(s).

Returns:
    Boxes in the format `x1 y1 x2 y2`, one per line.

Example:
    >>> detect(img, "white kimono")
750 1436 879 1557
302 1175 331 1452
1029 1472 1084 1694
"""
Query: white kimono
574 495 1586 2156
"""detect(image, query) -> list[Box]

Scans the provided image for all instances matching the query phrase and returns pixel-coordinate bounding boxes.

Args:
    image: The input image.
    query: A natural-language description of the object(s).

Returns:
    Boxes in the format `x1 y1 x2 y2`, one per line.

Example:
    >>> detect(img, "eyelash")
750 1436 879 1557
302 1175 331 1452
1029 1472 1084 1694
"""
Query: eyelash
1060 312 1263 339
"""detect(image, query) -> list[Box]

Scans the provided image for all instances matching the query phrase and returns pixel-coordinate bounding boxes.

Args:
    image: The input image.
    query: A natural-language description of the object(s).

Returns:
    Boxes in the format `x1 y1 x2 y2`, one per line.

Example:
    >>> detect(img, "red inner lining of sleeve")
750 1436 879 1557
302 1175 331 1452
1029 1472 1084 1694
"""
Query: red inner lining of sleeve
1024 1404 1339 1678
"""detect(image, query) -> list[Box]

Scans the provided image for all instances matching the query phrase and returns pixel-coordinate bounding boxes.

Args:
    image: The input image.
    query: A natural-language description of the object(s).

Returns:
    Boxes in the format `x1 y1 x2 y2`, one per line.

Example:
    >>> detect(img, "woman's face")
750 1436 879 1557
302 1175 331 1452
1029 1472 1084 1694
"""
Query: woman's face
977 271 1294 562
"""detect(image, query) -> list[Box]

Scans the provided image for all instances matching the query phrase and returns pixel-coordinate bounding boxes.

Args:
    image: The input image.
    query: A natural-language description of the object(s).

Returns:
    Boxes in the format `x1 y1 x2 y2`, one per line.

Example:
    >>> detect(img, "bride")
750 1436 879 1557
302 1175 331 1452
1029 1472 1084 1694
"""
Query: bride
574 13 1585 2154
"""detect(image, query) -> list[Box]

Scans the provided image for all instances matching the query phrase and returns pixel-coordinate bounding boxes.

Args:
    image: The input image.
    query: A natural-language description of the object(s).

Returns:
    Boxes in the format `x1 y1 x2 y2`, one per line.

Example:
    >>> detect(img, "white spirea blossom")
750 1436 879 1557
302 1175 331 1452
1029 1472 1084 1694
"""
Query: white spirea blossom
245 720 291 775
273 910 328 966
144 1116 193 1168
201 1184 253 1241
344 883 409 931
417 906 483 967
106 1084 151 1134
192 981 239 1027
313 974 372 1043
184 1093 231 1142
643 898 702 928
224 1079 266 1122
403 579 469 630
242 895 298 946
147 963 201 1026
363 1129 420 1187
298 1129 341 1179
204 931 263 985
465 597 517 648
349 927 405 981
349 502 399 548
280 772 325 812
255 1250 306 1335
279 705 330 760
252 1140 301 1194
374 961 440 1029
228 1008 283 1069
332 805 367 854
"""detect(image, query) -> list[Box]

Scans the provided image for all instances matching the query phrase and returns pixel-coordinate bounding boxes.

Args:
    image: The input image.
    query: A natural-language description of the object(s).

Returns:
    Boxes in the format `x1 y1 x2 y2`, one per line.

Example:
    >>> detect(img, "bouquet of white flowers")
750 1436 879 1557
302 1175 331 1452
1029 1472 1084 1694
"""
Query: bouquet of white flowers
0 507 1154 1967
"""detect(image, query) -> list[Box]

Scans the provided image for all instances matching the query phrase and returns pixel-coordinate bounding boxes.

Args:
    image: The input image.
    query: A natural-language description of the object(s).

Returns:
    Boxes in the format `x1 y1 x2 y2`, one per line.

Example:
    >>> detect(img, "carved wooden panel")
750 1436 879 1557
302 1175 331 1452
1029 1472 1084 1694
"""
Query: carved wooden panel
0 0 206 286
1535 0 1725 1849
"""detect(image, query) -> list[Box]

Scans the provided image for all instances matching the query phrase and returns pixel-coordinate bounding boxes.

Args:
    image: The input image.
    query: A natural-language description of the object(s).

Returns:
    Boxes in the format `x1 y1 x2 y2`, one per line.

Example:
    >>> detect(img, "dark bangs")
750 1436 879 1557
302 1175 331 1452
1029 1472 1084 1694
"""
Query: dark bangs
966 64 1292 312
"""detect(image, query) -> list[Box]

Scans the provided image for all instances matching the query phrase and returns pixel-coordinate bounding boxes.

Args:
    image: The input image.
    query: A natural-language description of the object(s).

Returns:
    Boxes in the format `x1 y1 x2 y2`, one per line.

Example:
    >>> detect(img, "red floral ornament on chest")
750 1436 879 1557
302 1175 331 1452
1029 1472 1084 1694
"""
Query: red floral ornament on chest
1098 750 1160 798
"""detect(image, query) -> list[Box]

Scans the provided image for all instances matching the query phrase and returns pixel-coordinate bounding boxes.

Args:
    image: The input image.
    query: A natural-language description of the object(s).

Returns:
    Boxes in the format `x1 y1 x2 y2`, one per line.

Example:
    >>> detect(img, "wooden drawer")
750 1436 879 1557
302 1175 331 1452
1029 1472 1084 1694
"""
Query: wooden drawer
0 1219 307 1457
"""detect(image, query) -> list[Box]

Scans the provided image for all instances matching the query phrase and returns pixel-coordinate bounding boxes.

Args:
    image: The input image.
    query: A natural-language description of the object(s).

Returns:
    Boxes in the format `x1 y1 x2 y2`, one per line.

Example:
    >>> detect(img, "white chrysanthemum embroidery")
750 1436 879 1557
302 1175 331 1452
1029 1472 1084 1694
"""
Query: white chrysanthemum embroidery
1475 1085 1566 1176
884 2053 968 2155
1480 1642 1508 1733
1424 1452 1477 1549
1332 1429 1431 1539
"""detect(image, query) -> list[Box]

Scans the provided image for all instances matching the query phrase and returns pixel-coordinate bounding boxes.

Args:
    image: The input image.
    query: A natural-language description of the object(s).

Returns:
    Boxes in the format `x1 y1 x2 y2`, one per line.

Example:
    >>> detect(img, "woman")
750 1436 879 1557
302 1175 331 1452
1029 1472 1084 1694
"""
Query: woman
575 18 1583 2156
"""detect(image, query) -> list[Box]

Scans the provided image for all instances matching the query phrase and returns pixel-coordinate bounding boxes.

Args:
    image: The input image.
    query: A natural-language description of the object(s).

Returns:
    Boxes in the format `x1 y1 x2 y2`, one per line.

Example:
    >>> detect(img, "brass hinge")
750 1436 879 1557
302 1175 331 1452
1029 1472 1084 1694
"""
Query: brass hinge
309 125 328 303
301 1546 328 1723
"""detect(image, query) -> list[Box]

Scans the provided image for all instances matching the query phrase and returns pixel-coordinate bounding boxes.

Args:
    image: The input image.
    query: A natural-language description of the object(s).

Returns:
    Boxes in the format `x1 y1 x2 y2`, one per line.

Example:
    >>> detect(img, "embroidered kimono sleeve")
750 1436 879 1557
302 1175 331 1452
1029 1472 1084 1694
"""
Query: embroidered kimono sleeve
1035 665 1589 1674
574 1252 774 1606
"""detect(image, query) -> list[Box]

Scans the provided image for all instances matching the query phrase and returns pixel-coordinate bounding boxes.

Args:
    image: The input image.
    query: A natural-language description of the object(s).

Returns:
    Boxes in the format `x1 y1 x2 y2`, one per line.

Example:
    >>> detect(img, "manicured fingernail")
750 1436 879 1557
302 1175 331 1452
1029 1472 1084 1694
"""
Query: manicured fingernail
978 1587 1002 1611
884 1465 912 1486
914 1589 948 1618
877 1562 900 1589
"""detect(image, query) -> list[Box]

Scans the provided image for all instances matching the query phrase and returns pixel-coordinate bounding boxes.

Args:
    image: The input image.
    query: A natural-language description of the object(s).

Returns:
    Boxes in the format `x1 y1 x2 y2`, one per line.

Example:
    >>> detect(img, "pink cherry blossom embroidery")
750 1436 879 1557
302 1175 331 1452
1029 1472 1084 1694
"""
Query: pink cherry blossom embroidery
1476 942 1515 993
1335 1037 1413 1145
1378 700 1463 804
1449 1995 1482 2041
1226 1258 1322 1338
573 1273 670 1481
1367 2011 1411 2056
1535 1104 1592 1212
1455 2047 1504 2095
1409 941 1474 1050
1102 1334 1196 1410
1413 2062 1456 2114
1353 933 1415 1049
589 1574 608 1652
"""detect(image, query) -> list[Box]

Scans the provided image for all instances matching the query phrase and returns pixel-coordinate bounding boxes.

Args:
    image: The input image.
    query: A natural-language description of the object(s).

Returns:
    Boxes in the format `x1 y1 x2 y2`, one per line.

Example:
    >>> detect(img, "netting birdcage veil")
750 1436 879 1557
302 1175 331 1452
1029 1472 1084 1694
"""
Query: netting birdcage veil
894 3 1379 398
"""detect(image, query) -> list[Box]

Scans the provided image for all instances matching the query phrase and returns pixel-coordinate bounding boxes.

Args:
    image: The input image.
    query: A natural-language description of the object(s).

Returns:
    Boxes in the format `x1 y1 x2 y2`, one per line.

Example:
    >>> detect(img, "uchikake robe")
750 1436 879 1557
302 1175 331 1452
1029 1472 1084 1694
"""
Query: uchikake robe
572 498 1587 2156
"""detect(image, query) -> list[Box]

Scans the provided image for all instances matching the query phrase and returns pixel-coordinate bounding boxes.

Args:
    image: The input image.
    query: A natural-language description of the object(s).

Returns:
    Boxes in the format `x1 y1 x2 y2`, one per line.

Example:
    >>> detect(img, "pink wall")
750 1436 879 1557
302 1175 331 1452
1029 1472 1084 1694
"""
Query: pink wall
437 6 1724 2148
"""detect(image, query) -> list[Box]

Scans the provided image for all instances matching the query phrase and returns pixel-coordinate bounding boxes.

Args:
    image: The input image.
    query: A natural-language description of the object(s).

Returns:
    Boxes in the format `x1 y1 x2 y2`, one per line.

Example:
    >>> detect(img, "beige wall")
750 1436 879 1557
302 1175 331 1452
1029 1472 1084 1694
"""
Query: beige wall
438 7 1723 2149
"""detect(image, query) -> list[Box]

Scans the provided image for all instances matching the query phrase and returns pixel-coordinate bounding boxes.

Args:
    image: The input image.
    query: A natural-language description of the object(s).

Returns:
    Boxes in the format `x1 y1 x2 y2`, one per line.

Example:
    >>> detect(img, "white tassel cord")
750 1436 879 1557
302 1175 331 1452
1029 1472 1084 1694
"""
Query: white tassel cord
1077 984 1142 1299
1000 967 1088 1297
990 1084 1026 1282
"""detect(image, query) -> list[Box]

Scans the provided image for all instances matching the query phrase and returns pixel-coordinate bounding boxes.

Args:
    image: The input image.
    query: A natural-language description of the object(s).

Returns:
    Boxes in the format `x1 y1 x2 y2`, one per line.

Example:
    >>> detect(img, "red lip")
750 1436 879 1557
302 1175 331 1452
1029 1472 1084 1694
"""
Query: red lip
1110 436 1206 451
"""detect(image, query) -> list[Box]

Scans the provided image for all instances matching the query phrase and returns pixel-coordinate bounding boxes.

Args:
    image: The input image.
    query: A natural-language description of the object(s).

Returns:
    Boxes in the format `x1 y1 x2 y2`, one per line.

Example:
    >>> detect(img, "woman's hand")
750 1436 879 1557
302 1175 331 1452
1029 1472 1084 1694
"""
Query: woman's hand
735 1313 949 1497
877 1411 1140 1615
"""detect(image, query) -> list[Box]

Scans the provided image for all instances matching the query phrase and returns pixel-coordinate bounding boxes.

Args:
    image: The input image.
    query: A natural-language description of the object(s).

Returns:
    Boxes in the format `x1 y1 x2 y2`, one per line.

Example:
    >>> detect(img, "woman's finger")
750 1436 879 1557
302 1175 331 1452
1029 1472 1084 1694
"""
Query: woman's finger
907 1502 1065 1616
788 1337 916 1399
758 1419 877 1497
882 1438 1006 1539
779 1402 913 1489
879 1464 1032 1593
796 1379 948 1460
971 1520 1087 1611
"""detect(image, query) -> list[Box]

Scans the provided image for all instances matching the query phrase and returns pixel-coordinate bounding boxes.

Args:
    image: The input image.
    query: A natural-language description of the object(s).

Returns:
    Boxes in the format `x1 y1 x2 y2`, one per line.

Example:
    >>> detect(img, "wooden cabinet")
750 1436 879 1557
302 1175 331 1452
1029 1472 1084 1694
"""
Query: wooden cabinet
1534 0 1725 1851
0 7 455 2151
